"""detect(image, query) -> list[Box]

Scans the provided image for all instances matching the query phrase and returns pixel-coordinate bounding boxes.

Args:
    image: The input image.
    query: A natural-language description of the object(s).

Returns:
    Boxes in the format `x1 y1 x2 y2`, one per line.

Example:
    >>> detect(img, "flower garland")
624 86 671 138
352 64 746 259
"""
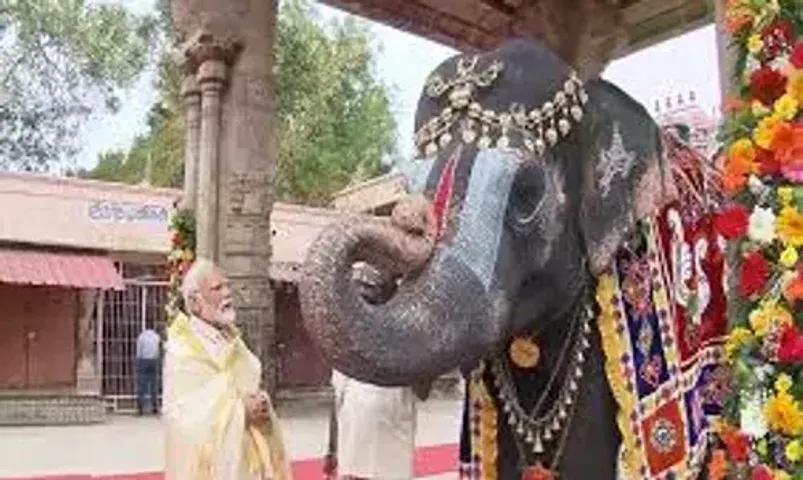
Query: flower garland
165 206 196 322
713 1 803 478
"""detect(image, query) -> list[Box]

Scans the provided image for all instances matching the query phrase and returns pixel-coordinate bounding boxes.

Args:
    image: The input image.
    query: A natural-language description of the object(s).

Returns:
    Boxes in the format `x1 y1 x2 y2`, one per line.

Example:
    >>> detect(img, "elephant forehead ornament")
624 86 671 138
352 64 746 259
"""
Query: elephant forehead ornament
414 55 588 159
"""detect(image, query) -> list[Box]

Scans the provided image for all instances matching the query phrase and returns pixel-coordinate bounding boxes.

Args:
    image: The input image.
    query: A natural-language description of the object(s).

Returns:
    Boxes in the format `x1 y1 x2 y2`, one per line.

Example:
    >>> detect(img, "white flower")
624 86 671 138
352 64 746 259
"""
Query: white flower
740 390 768 438
748 175 765 195
748 206 777 244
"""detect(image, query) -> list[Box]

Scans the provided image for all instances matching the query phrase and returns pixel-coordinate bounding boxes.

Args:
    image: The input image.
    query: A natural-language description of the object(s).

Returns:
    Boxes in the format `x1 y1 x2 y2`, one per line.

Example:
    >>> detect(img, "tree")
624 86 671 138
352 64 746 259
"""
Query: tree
0 0 157 170
84 0 397 205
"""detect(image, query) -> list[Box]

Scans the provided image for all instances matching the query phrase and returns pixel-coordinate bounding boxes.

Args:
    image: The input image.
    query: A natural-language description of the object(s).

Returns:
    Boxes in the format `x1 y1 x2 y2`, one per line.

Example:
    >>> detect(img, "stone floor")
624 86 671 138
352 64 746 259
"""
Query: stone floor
0 397 463 480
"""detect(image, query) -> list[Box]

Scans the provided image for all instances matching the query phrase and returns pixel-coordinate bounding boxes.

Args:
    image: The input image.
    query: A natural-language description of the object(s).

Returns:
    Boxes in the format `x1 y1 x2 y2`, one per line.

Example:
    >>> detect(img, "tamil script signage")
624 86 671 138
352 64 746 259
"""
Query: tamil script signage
0 173 179 254
87 200 170 223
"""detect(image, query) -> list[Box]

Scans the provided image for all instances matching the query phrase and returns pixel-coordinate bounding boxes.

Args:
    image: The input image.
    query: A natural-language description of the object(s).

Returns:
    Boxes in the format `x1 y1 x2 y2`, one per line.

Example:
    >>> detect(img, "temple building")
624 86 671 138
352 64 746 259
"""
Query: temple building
654 91 720 156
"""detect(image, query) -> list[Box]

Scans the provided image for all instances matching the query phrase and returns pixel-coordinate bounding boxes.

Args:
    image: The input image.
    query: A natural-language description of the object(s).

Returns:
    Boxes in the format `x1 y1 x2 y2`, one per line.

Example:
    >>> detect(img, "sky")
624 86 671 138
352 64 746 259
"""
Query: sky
77 1 723 169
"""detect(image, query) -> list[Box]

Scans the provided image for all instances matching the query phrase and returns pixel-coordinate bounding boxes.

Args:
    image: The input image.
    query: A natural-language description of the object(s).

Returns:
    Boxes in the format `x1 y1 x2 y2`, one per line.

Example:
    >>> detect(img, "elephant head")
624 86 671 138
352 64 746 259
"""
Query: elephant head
299 39 671 386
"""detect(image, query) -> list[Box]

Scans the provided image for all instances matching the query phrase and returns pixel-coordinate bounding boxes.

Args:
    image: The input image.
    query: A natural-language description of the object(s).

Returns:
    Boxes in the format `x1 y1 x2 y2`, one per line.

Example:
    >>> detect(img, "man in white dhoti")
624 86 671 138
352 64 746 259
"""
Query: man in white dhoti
322 264 426 480
328 370 419 480
163 258 292 480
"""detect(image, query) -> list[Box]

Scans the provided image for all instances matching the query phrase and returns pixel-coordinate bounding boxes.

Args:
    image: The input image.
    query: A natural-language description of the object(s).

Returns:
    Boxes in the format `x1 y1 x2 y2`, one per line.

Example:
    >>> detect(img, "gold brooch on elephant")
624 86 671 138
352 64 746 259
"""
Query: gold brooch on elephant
509 336 541 369
414 55 588 159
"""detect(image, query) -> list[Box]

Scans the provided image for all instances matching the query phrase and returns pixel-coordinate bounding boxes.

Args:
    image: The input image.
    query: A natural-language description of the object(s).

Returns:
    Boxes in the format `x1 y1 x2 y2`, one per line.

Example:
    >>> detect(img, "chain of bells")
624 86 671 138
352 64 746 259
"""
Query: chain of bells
474 304 593 480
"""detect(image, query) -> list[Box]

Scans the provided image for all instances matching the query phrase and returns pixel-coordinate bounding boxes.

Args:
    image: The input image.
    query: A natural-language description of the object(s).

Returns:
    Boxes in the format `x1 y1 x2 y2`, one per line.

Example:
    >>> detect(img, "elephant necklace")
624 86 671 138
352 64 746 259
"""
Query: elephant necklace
490 299 594 479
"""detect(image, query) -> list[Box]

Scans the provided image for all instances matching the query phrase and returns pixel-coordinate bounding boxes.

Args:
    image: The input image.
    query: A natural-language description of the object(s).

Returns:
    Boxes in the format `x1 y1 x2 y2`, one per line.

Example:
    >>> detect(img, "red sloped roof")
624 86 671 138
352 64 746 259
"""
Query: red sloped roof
0 247 124 290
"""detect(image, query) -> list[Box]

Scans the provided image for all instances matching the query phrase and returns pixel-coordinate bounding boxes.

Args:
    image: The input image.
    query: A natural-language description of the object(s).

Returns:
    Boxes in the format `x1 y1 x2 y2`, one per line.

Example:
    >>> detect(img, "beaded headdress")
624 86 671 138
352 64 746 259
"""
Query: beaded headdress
414 55 589 158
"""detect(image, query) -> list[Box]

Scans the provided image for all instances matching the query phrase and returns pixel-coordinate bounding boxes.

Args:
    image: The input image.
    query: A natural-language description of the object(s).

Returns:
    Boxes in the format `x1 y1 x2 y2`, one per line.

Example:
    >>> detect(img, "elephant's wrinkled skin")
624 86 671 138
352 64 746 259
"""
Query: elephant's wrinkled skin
300 39 675 478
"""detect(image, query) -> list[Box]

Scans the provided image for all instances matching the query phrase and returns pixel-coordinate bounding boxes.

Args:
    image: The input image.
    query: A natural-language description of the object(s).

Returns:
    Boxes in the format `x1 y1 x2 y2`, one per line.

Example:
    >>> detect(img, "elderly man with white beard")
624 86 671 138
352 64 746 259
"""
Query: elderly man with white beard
163 258 292 480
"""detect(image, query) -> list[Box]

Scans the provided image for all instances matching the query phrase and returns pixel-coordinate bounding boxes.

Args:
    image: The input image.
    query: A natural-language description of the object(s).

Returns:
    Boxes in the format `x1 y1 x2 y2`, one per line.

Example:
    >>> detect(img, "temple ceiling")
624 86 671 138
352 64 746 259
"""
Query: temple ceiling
321 0 713 75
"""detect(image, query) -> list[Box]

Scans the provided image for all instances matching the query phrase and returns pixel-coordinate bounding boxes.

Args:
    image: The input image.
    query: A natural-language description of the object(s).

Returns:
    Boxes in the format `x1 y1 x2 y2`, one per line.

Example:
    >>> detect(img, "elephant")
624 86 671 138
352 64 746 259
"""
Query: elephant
299 39 699 479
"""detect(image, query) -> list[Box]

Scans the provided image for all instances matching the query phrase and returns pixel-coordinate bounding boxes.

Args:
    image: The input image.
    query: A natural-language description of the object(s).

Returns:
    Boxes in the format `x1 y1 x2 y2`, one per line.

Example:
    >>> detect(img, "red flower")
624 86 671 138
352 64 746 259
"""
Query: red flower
720 426 751 463
756 147 781 176
714 204 750 239
760 18 796 57
750 67 788 105
171 231 182 247
778 324 803 363
791 42 803 68
739 251 770 298
751 464 773 480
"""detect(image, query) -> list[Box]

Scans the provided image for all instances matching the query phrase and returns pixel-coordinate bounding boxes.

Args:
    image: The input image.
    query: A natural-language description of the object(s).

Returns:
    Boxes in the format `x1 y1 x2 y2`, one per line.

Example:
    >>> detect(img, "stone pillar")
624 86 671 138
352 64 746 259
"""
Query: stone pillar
187 33 240 262
216 0 279 392
714 0 737 108
75 289 100 395
173 0 279 392
181 74 201 210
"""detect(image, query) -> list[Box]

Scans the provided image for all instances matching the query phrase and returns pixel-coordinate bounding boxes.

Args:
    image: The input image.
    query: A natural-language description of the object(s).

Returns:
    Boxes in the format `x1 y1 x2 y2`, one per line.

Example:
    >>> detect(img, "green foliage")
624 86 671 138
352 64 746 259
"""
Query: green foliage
0 0 157 170
84 0 397 204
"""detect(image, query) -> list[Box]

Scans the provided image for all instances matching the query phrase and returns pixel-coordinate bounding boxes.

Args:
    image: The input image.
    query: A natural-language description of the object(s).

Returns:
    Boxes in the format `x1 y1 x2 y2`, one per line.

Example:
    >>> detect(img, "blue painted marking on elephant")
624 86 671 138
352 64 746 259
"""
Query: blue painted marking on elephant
399 156 436 194
437 148 518 292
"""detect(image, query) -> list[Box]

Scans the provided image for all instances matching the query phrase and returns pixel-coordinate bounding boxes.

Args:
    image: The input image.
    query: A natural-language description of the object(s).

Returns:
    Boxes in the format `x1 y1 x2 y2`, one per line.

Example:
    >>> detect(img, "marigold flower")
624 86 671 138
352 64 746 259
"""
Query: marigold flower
779 246 799 268
724 139 758 193
763 389 803 436
749 301 792 337
748 34 764 54
777 206 803 247
754 115 782 149
773 94 798 120
726 327 754 358
787 70 803 103
708 449 728 480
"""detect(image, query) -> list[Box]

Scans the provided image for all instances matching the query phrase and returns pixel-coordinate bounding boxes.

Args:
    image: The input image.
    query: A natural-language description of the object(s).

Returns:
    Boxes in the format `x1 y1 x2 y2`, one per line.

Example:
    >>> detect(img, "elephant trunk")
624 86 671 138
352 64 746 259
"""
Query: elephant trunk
299 215 503 386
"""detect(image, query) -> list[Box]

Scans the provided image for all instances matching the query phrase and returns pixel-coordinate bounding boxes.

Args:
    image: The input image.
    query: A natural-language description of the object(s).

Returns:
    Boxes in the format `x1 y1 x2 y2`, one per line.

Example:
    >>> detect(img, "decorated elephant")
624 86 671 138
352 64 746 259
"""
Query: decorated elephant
300 39 727 480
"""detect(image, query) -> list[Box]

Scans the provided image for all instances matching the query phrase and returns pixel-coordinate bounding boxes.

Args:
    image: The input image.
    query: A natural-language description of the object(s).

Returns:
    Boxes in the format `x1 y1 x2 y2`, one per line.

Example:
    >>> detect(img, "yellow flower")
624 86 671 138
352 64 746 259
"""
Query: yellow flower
725 327 753 357
775 470 791 480
777 205 803 248
748 34 764 54
753 100 771 117
764 390 803 436
779 246 799 268
749 301 793 337
754 114 782 149
776 373 793 393
786 439 802 463
778 187 794 206
758 438 769 456
788 70 803 104
774 94 799 121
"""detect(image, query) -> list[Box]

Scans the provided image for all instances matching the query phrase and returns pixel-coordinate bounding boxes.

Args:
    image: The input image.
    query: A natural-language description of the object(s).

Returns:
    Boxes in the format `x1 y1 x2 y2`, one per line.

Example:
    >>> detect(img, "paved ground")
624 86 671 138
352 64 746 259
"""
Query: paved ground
0 397 463 480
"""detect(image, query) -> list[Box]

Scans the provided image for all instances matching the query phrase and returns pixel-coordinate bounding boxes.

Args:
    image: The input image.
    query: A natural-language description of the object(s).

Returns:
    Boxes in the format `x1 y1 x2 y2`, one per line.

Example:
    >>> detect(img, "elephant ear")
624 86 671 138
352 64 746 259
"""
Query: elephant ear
578 79 674 275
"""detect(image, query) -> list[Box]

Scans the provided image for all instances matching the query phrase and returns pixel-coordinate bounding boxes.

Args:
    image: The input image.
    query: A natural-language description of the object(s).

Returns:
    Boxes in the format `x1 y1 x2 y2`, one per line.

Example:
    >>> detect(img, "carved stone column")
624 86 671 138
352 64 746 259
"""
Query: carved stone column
185 33 241 261
75 289 100 395
181 73 201 210
215 0 279 392
172 0 279 392
714 0 737 108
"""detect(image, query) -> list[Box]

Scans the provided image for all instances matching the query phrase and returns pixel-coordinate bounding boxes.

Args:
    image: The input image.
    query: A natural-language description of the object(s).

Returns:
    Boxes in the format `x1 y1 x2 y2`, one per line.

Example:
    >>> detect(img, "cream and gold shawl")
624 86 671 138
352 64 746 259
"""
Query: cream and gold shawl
163 313 292 480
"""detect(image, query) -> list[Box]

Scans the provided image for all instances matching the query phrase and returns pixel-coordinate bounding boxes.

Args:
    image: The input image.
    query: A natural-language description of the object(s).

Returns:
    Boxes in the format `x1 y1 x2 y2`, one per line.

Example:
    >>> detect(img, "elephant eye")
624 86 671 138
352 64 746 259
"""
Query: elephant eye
507 170 544 233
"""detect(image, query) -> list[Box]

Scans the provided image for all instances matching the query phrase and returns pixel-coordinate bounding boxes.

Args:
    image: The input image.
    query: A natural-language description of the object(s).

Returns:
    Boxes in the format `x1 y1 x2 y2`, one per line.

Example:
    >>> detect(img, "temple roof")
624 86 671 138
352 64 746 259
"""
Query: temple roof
322 0 712 75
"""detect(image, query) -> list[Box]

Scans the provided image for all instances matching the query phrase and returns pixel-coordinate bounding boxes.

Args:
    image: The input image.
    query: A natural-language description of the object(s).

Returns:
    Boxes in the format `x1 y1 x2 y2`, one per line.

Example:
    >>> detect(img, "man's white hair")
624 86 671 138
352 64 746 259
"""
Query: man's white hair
181 258 216 308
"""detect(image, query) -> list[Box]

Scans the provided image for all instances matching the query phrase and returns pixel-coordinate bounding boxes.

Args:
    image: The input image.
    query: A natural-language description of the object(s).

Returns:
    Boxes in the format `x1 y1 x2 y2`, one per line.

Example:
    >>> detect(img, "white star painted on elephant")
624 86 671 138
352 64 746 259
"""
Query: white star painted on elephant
596 123 636 198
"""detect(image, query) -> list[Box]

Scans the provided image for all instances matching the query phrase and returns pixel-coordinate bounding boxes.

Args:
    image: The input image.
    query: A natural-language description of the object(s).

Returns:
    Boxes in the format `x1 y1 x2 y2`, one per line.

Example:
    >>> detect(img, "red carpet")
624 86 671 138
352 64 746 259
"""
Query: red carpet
3 443 458 480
